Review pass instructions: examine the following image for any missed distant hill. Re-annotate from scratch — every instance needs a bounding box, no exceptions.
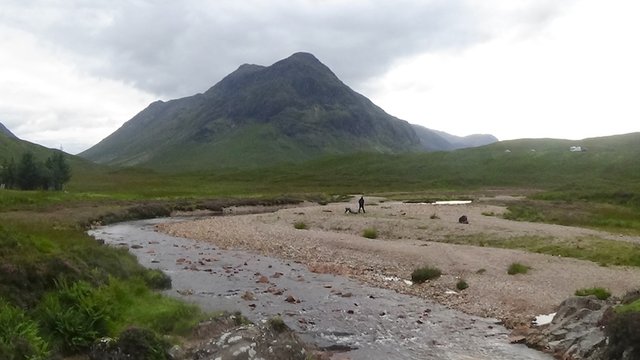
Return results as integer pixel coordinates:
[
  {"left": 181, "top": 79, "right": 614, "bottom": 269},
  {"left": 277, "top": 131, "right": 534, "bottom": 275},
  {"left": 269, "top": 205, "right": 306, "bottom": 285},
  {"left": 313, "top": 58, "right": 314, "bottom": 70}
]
[
  {"left": 80, "top": 52, "right": 492, "bottom": 172},
  {"left": 411, "top": 124, "right": 497, "bottom": 151},
  {"left": 204, "top": 132, "right": 640, "bottom": 194}
]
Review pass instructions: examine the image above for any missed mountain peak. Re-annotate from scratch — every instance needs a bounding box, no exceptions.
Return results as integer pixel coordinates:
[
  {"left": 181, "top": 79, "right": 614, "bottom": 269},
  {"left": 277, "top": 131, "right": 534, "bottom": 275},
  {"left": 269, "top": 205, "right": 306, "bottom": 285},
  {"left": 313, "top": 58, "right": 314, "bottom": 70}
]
[{"left": 285, "top": 52, "right": 321, "bottom": 63}]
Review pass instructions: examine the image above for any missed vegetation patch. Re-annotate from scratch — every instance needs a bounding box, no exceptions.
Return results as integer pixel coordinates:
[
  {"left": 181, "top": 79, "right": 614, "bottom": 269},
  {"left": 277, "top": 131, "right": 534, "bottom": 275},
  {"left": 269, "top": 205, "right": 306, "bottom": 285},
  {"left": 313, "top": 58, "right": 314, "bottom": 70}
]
[
  {"left": 574, "top": 287, "right": 611, "bottom": 300},
  {"left": 362, "top": 228, "right": 378, "bottom": 239},
  {"left": 293, "top": 221, "right": 308, "bottom": 230},
  {"left": 504, "top": 198, "right": 640, "bottom": 235},
  {"left": 268, "top": 316, "right": 288, "bottom": 333},
  {"left": 411, "top": 266, "right": 442, "bottom": 283},
  {"left": 507, "top": 262, "right": 530, "bottom": 275},
  {"left": 0, "top": 299, "right": 50, "bottom": 360},
  {"left": 456, "top": 279, "right": 469, "bottom": 291},
  {"left": 440, "top": 234, "right": 640, "bottom": 268},
  {"left": 605, "top": 309, "right": 640, "bottom": 359}
]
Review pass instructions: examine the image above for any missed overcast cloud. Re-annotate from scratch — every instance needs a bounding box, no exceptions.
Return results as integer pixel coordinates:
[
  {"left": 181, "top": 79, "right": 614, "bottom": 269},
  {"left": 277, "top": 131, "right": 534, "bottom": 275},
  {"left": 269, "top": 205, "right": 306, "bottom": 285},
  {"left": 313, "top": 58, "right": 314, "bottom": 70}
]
[{"left": 1, "top": 0, "right": 638, "bottom": 154}]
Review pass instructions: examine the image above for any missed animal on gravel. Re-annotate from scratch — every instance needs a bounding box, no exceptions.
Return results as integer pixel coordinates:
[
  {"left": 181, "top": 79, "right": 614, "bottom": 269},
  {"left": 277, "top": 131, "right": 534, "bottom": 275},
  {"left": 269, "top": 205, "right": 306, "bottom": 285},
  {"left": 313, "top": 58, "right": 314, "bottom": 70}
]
[
  {"left": 458, "top": 215, "right": 469, "bottom": 224},
  {"left": 345, "top": 207, "right": 356, "bottom": 214}
]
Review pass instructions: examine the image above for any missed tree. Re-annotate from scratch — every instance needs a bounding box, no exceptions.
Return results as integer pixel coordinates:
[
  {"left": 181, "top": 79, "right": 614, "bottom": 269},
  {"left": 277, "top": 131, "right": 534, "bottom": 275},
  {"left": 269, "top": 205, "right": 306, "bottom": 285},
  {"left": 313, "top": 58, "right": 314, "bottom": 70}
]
[
  {"left": 16, "top": 152, "right": 40, "bottom": 190},
  {"left": 45, "top": 151, "right": 71, "bottom": 190},
  {"left": 1, "top": 158, "right": 17, "bottom": 189}
]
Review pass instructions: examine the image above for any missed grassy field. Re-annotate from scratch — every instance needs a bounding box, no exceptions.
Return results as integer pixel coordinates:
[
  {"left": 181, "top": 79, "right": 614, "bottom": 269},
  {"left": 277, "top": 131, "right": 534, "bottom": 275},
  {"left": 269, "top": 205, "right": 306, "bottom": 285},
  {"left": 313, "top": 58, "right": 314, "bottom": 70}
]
[{"left": 2, "top": 132, "right": 640, "bottom": 358}]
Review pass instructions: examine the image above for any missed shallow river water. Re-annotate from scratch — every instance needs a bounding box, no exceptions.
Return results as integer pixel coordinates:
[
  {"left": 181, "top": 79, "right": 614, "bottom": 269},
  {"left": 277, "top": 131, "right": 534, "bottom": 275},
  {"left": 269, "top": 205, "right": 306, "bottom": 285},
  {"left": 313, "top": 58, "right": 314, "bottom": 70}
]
[{"left": 89, "top": 218, "right": 551, "bottom": 360}]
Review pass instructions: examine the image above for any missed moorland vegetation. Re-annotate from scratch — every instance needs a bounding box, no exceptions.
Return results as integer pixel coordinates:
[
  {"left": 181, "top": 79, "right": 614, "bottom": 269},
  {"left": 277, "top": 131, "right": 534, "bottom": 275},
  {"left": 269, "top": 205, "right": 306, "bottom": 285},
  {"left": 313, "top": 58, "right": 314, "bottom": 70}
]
[{"left": 1, "top": 132, "right": 640, "bottom": 358}]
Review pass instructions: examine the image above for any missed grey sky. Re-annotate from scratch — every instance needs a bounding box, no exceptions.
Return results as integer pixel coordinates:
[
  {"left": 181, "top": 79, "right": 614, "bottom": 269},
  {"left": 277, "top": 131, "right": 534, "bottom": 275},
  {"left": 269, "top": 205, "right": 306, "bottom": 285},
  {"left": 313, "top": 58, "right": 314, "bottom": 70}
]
[{"left": 1, "top": 0, "right": 638, "bottom": 154}]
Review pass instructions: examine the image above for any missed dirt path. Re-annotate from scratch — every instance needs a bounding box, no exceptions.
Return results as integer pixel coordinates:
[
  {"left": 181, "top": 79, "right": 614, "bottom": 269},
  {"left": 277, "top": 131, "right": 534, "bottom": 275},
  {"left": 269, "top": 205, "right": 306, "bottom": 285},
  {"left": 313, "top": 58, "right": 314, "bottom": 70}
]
[{"left": 158, "top": 198, "right": 640, "bottom": 327}]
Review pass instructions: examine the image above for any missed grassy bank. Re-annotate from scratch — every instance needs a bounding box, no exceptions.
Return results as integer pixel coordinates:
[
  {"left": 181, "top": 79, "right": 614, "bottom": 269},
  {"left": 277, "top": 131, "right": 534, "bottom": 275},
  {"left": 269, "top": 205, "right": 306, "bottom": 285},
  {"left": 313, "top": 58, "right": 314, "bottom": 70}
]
[{"left": 0, "top": 206, "right": 206, "bottom": 358}]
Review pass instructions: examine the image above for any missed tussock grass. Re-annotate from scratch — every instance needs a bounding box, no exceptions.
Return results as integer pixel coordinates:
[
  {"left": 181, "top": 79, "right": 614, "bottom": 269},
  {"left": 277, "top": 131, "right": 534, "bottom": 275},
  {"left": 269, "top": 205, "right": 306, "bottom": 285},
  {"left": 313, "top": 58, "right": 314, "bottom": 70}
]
[
  {"left": 411, "top": 266, "right": 442, "bottom": 283},
  {"left": 293, "top": 221, "right": 308, "bottom": 230},
  {"left": 362, "top": 228, "right": 378, "bottom": 239},
  {"left": 456, "top": 279, "right": 469, "bottom": 291},
  {"left": 507, "top": 262, "right": 530, "bottom": 275}
]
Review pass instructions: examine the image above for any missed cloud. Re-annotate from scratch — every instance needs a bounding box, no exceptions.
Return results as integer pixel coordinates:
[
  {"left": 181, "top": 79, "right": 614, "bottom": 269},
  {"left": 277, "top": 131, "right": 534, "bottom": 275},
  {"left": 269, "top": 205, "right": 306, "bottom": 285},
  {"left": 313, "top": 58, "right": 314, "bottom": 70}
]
[
  {"left": 1, "top": 0, "right": 570, "bottom": 98},
  {"left": 367, "top": 0, "right": 640, "bottom": 140},
  {"left": 0, "top": 0, "right": 584, "bottom": 153}
]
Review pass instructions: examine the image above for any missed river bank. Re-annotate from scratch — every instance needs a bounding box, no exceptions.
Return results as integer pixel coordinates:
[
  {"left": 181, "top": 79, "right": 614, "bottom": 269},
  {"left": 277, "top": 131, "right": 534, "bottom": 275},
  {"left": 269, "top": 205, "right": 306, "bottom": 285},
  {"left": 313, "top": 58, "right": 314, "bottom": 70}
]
[
  {"left": 91, "top": 218, "right": 552, "bottom": 359},
  {"left": 158, "top": 198, "right": 640, "bottom": 328}
]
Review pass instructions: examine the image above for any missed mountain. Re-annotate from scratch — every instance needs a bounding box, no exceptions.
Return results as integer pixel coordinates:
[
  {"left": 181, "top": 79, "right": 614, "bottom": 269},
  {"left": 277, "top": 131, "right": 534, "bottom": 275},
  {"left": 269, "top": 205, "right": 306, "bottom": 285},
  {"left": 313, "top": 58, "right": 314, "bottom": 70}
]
[
  {"left": 81, "top": 52, "right": 429, "bottom": 171},
  {"left": 412, "top": 124, "right": 498, "bottom": 151},
  {"left": 0, "top": 122, "right": 17, "bottom": 139}
]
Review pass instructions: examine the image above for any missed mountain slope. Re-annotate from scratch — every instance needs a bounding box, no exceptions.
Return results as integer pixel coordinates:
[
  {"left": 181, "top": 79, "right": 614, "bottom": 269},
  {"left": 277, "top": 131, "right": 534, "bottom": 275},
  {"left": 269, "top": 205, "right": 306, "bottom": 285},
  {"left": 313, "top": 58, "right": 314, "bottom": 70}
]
[
  {"left": 81, "top": 52, "right": 425, "bottom": 171},
  {"left": 0, "top": 122, "right": 17, "bottom": 139}
]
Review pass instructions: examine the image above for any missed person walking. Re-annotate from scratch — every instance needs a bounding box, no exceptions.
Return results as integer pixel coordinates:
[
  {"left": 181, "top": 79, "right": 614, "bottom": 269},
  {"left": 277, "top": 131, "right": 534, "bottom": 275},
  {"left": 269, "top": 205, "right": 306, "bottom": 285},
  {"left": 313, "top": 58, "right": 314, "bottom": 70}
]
[{"left": 358, "top": 195, "right": 365, "bottom": 213}]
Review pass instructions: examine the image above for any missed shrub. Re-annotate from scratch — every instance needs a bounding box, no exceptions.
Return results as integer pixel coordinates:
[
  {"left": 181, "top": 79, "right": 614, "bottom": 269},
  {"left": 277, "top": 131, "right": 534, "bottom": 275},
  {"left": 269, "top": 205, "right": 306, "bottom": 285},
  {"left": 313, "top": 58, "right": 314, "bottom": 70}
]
[
  {"left": 575, "top": 287, "right": 611, "bottom": 300},
  {"left": 411, "top": 266, "right": 442, "bottom": 283},
  {"left": 605, "top": 310, "right": 640, "bottom": 359},
  {"left": 362, "top": 228, "right": 378, "bottom": 239},
  {"left": 0, "top": 299, "right": 49, "bottom": 360},
  {"left": 507, "top": 262, "right": 530, "bottom": 275},
  {"left": 456, "top": 279, "right": 469, "bottom": 291},
  {"left": 293, "top": 221, "right": 308, "bottom": 230}
]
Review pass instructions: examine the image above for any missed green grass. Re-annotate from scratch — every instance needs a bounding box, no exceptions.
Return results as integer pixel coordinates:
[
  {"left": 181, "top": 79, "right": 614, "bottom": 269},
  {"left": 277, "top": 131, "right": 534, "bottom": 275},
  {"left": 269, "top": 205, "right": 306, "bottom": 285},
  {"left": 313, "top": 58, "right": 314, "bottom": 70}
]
[
  {"left": 0, "top": 208, "right": 204, "bottom": 358},
  {"left": 293, "top": 221, "right": 308, "bottom": 230},
  {"left": 617, "top": 299, "right": 640, "bottom": 313},
  {"left": 440, "top": 234, "right": 640, "bottom": 268},
  {"left": 575, "top": 287, "right": 611, "bottom": 300},
  {"left": 507, "top": 262, "right": 530, "bottom": 275},
  {"left": 0, "top": 299, "right": 49, "bottom": 359},
  {"left": 362, "top": 228, "right": 378, "bottom": 239},
  {"left": 411, "top": 266, "right": 442, "bottom": 283}
]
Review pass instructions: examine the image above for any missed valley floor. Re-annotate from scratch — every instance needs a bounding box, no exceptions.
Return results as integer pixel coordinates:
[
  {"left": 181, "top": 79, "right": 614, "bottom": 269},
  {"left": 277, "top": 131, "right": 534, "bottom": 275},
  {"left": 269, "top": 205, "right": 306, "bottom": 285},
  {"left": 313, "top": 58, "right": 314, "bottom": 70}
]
[{"left": 158, "top": 197, "right": 640, "bottom": 327}]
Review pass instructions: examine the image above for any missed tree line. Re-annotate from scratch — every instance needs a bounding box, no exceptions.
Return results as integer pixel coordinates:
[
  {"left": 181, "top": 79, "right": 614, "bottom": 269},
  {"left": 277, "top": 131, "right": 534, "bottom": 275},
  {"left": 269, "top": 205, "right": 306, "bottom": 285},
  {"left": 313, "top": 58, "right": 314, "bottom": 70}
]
[{"left": 0, "top": 151, "right": 71, "bottom": 190}]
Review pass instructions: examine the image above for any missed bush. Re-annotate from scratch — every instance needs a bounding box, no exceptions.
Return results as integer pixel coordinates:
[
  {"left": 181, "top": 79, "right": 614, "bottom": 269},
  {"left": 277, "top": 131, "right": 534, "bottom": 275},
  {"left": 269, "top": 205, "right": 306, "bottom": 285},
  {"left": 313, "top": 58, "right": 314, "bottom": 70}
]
[
  {"left": 605, "top": 310, "right": 640, "bottom": 359},
  {"left": 507, "top": 262, "right": 530, "bottom": 275},
  {"left": 362, "top": 228, "right": 378, "bottom": 239},
  {"left": 0, "top": 299, "right": 49, "bottom": 360},
  {"left": 456, "top": 279, "right": 469, "bottom": 291},
  {"left": 268, "top": 316, "right": 288, "bottom": 333},
  {"left": 293, "top": 221, "right": 308, "bottom": 230},
  {"left": 411, "top": 266, "right": 442, "bottom": 283},
  {"left": 142, "top": 269, "right": 172, "bottom": 290},
  {"left": 116, "top": 327, "right": 169, "bottom": 360},
  {"left": 575, "top": 287, "right": 611, "bottom": 300}
]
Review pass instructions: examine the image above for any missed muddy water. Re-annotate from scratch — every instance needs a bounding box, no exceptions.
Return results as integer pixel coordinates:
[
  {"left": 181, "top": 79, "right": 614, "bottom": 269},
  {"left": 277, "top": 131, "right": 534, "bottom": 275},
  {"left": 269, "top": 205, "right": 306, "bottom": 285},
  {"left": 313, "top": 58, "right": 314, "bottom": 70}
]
[{"left": 89, "top": 218, "right": 551, "bottom": 360}]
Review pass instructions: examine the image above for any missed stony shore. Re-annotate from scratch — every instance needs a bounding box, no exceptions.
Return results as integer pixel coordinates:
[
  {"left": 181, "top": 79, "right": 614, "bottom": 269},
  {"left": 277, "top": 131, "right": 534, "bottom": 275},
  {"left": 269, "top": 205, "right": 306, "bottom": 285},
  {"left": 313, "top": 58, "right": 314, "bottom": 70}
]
[{"left": 157, "top": 198, "right": 640, "bottom": 328}]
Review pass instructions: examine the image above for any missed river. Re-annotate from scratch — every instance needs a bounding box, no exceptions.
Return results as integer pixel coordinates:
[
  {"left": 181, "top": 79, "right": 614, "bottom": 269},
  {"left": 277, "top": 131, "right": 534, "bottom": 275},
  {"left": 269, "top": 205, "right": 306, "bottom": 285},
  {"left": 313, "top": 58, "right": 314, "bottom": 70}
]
[{"left": 89, "top": 218, "right": 552, "bottom": 360}]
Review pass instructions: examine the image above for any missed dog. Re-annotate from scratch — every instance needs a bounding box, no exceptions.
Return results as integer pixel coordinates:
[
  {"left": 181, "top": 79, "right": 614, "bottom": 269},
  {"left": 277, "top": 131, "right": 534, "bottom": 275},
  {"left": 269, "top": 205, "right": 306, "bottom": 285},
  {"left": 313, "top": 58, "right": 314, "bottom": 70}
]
[
  {"left": 458, "top": 215, "right": 469, "bottom": 224},
  {"left": 345, "top": 207, "right": 356, "bottom": 214}
]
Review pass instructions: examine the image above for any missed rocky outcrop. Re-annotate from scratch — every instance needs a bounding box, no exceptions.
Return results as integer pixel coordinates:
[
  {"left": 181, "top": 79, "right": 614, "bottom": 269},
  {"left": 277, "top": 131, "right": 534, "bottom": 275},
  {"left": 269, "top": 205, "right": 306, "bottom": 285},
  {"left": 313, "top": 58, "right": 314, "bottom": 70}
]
[{"left": 525, "top": 296, "right": 610, "bottom": 359}]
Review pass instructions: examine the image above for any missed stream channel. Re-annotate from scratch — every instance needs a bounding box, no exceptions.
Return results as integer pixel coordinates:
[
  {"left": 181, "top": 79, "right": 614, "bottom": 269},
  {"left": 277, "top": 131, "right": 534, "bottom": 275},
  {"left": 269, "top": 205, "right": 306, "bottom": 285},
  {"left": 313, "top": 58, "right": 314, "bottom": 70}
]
[{"left": 89, "top": 217, "right": 552, "bottom": 360}]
